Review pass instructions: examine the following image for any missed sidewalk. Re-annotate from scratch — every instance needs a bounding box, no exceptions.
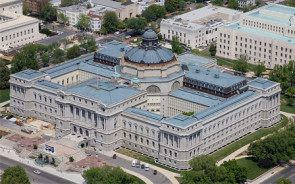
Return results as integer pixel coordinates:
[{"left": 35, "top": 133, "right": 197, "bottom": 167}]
[
  {"left": 0, "top": 100, "right": 9, "bottom": 107},
  {"left": 248, "top": 165, "right": 287, "bottom": 184},
  {"left": 0, "top": 146, "right": 84, "bottom": 184}
]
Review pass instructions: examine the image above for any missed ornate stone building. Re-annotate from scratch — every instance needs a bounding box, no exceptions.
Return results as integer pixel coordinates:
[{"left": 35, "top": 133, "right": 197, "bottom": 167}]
[{"left": 10, "top": 29, "right": 281, "bottom": 170}]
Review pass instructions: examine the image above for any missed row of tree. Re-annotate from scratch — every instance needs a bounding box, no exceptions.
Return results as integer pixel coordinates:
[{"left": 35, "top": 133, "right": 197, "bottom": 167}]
[
  {"left": 181, "top": 155, "right": 247, "bottom": 184},
  {"left": 83, "top": 165, "right": 143, "bottom": 184},
  {"left": 248, "top": 120, "right": 295, "bottom": 168}
]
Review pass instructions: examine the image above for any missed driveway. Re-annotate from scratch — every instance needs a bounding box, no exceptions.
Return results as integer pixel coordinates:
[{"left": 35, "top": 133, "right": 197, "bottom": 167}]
[{"left": 86, "top": 150, "right": 172, "bottom": 184}]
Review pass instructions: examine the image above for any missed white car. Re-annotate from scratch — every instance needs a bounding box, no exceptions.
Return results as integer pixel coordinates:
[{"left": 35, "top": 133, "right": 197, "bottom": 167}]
[{"left": 33, "top": 170, "right": 41, "bottom": 175}]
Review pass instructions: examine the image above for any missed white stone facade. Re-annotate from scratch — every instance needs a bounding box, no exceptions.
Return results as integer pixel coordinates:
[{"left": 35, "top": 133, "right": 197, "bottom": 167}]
[
  {"left": 0, "top": 0, "right": 23, "bottom": 15},
  {"left": 217, "top": 4, "right": 295, "bottom": 69},
  {"left": 160, "top": 6, "right": 242, "bottom": 49}
]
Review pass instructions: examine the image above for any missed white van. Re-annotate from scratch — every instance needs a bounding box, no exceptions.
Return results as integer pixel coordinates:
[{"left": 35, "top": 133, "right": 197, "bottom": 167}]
[
  {"left": 145, "top": 164, "right": 149, "bottom": 171},
  {"left": 132, "top": 160, "right": 136, "bottom": 167}
]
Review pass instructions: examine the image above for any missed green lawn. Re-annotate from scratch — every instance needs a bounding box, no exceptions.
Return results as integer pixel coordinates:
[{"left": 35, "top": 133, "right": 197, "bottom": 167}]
[
  {"left": 0, "top": 88, "right": 10, "bottom": 103},
  {"left": 236, "top": 157, "right": 272, "bottom": 180},
  {"left": 130, "top": 175, "right": 145, "bottom": 184},
  {"left": 3, "top": 103, "right": 9, "bottom": 107},
  {"left": 116, "top": 148, "right": 181, "bottom": 173},
  {"left": 212, "top": 115, "right": 288, "bottom": 161},
  {"left": 280, "top": 94, "right": 295, "bottom": 114},
  {"left": 215, "top": 56, "right": 257, "bottom": 72}
]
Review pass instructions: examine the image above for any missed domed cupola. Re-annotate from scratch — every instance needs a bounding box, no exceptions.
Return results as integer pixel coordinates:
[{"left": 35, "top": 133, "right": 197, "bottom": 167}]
[{"left": 124, "top": 29, "right": 175, "bottom": 64}]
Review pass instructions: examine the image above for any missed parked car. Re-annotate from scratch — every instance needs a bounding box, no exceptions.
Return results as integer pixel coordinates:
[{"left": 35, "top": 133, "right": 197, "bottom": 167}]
[
  {"left": 145, "top": 164, "right": 149, "bottom": 171},
  {"left": 136, "top": 160, "right": 141, "bottom": 168},
  {"left": 141, "top": 164, "right": 145, "bottom": 169},
  {"left": 132, "top": 159, "right": 136, "bottom": 167},
  {"left": 6, "top": 115, "right": 13, "bottom": 119},
  {"left": 0, "top": 114, "right": 7, "bottom": 119},
  {"left": 33, "top": 170, "right": 41, "bottom": 175},
  {"left": 153, "top": 170, "right": 157, "bottom": 175}
]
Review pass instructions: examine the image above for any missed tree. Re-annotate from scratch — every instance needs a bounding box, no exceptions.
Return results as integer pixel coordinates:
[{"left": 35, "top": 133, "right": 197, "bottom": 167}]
[
  {"left": 66, "top": 45, "right": 81, "bottom": 59},
  {"left": 211, "top": 0, "right": 223, "bottom": 6},
  {"left": 269, "top": 61, "right": 295, "bottom": 91},
  {"left": 41, "top": 53, "right": 50, "bottom": 67},
  {"left": 181, "top": 155, "right": 247, "bottom": 184},
  {"left": 80, "top": 37, "right": 97, "bottom": 53},
  {"left": 277, "top": 178, "right": 292, "bottom": 184},
  {"left": 209, "top": 44, "right": 216, "bottom": 56},
  {"left": 172, "top": 36, "right": 184, "bottom": 55},
  {"left": 0, "top": 63, "right": 10, "bottom": 89},
  {"left": 142, "top": 4, "right": 166, "bottom": 22},
  {"left": 126, "top": 17, "right": 147, "bottom": 32},
  {"left": 1, "top": 165, "right": 30, "bottom": 184},
  {"left": 11, "top": 44, "right": 39, "bottom": 73},
  {"left": 33, "top": 144, "right": 38, "bottom": 149},
  {"left": 40, "top": 3, "right": 57, "bottom": 22},
  {"left": 69, "top": 156, "right": 74, "bottom": 162},
  {"left": 57, "top": 13, "right": 69, "bottom": 25},
  {"left": 195, "top": 3, "right": 205, "bottom": 9},
  {"left": 53, "top": 48, "right": 65, "bottom": 60},
  {"left": 285, "top": 87, "right": 295, "bottom": 98},
  {"left": 83, "top": 165, "right": 138, "bottom": 184},
  {"left": 233, "top": 54, "right": 248, "bottom": 73},
  {"left": 254, "top": 62, "right": 266, "bottom": 76},
  {"left": 60, "top": 0, "right": 79, "bottom": 7},
  {"left": 228, "top": 0, "right": 239, "bottom": 9},
  {"left": 179, "top": 0, "right": 187, "bottom": 10},
  {"left": 165, "top": 0, "right": 178, "bottom": 12},
  {"left": 102, "top": 11, "right": 120, "bottom": 33},
  {"left": 221, "top": 160, "right": 247, "bottom": 183},
  {"left": 86, "top": 3, "right": 92, "bottom": 9},
  {"left": 23, "top": 4, "right": 30, "bottom": 15},
  {"left": 77, "top": 14, "right": 90, "bottom": 31}
]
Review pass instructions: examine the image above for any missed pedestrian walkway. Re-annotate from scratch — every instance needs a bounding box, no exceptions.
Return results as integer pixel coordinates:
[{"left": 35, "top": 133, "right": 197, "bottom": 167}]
[{"left": 0, "top": 100, "right": 9, "bottom": 107}]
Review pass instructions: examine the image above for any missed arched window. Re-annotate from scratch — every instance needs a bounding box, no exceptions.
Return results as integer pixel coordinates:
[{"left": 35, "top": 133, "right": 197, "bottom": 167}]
[
  {"left": 80, "top": 128, "right": 83, "bottom": 135},
  {"left": 146, "top": 85, "right": 161, "bottom": 94},
  {"left": 86, "top": 130, "right": 89, "bottom": 136},
  {"left": 74, "top": 126, "right": 77, "bottom": 133},
  {"left": 171, "top": 81, "right": 180, "bottom": 91}
]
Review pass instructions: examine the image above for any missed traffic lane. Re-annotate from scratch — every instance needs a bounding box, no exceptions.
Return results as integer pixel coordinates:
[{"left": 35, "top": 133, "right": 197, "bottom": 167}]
[
  {"left": 262, "top": 165, "right": 295, "bottom": 184},
  {"left": 37, "top": 30, "right": 75, "bottom": 46},
  {"left": 92, "top": 152, "right": 171, "bottom": 184},
  {"left": 0, "top": 155, "right": 76, "bottom": 184}
]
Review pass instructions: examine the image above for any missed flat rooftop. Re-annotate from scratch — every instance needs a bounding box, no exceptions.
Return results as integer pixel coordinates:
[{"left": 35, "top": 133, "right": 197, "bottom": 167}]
[
  {"left": 248, "top": 78, "right": 277, "bottom": 89},
  {"left": 175, "top": 5, "right": 241, "bottom": 22},
  {"left": 265, "top": 4, "right": 295, "bottom": 15},
  {"left": 96, "top": 41, "right": 131, "bottom": 59},
  {"left": 161, "top": 5, "right": 241, "bottom": 30},
  {"left": 194, "top": 90, "right": 258, "bottom": 120},
  {"left": 43, "top": 55, "right": 115, "bottom": 78},
  {"left": 185, "top": 66, "right": 246, "bottom": 88},
  {"left": 178, "top": 53, "right": 214, "bottom": 66},
  {"left": 64, "top": 78, "right": 144, "bottom": 105},
  {"left": 124, "top": 108, "right": 164, "bottom": 122},
  {"left": 0, "top": 11, "right": 39, "bottom": 31},
  {"left": 35, "top": 80, "right": 64, "bottom": 90},
  {"left": 58, "top": 5, "right": 87, "bottom": 12},
  {"left": 225, "top": 23, "right": 295, "bottom": 44},
  {"left": 13, "top": 69, "right": 45, "bottom": 80},
  {"left": 0, "top": 0, "right": 21, "bottom": 6},
  {"left": 164, "top": 114, "right": 197, "bottom": 128},
  {"left": 169, "top": 88, "right": 224, "bottom": 107}
]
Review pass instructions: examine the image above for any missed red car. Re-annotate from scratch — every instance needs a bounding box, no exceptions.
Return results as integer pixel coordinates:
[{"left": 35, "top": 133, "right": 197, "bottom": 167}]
[{"left": 153, "top": 170, "right": 157, "bottom": 175}]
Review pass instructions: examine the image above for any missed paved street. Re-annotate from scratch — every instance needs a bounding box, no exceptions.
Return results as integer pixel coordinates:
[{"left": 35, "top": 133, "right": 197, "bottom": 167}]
[
  {"left": 37, "top": 24, "right": 76, "bottom": 45},
  {"left": 87, "top": 150, "right": 172, "bottom": 184},
  {"left": 262, "top": 165, "right": 295, "bottom": 184},
  {"left": 0, "top": 155, "right": 75, "bottom": 184}
]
